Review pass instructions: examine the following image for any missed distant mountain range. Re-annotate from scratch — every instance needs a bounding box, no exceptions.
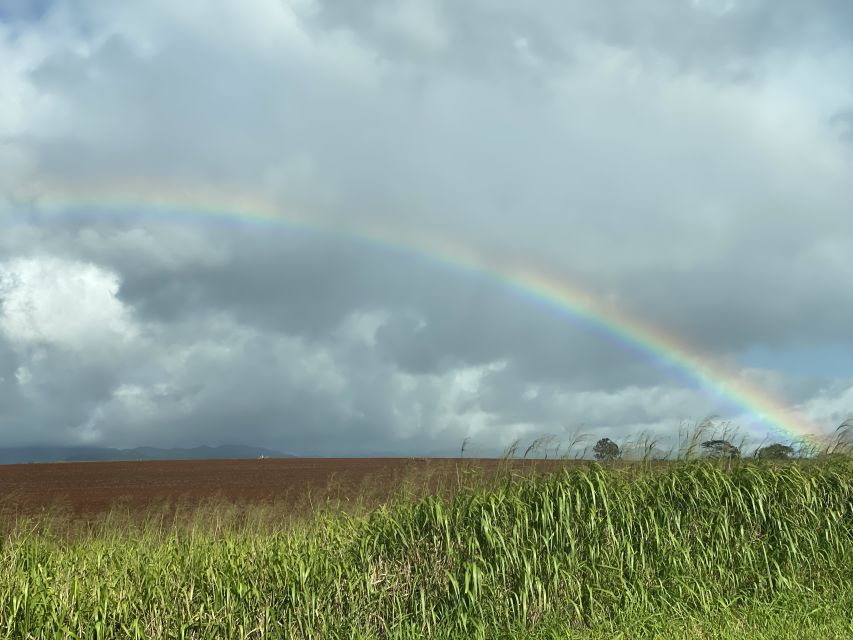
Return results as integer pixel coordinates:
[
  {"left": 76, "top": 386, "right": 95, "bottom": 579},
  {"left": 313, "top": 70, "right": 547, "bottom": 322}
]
[{"left": 0, "top": 445, "right": 294, "bottom": 465}]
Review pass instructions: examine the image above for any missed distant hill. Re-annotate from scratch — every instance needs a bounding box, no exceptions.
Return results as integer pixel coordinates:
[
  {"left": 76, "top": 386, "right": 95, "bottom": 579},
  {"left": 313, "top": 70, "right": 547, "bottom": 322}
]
[{"left": 0, "top": 445, "right": 294, "bottom": 465}]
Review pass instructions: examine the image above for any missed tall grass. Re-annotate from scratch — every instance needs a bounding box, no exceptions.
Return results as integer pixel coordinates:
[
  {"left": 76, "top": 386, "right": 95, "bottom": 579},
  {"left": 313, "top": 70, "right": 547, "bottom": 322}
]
[{"left": 1, "top": 458, "right": 851, "bottom": 638}]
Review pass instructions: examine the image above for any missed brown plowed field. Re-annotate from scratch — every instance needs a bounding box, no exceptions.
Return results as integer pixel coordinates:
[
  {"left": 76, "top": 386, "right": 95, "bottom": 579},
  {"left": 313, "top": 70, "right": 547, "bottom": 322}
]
[{"left": 0, "top": 458, "right": 574, "bottom": 522}]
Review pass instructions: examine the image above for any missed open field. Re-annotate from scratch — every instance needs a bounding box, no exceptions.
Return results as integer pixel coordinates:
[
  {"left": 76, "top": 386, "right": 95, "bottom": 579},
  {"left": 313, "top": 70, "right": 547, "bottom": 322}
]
[
  {"left": 1, "top": 456, "right": 851, "bottom": 638},
  {"left": 0, "top": 457, "right": 575, "bottom": 522}
]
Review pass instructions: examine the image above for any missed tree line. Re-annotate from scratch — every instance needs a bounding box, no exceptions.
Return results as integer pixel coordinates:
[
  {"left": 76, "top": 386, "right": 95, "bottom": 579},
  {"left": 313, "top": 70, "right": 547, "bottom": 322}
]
[{"left": 593, "top": 437, "right": 802, "bottom": 461}]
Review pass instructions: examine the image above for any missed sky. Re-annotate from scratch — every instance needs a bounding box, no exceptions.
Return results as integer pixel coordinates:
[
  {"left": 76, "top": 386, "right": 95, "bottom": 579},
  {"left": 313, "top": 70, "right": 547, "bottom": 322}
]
[{"left": 0, "top": 0, "right": 851, "bottom": 456}]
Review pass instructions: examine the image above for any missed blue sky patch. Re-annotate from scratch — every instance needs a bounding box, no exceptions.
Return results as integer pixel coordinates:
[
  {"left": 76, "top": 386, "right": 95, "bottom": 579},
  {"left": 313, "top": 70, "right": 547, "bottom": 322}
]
[{"left": 740, "top": 344, "right": 853, "bottom": 379}]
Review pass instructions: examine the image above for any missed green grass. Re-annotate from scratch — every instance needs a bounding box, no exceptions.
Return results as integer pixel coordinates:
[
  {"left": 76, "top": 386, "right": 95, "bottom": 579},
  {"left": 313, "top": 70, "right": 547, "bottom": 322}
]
[{"left": 1, "top": 458, "right": 851, "bottom": 639}]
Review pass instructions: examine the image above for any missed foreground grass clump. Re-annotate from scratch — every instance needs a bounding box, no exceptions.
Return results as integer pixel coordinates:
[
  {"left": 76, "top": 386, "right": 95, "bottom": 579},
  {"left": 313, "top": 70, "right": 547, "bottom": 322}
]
[{"left": 1, "top": 459, "right": 852, "bottom": 639}]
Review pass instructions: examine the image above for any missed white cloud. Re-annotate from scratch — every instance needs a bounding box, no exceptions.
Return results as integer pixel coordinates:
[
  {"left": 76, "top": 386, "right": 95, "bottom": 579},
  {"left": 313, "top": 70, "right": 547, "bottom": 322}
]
[
  {"left": 799, "top": 382, "right": 853, "bottom": 430},
  {"left": 0, "top": 256, "right": 138, "bottom": 353}
]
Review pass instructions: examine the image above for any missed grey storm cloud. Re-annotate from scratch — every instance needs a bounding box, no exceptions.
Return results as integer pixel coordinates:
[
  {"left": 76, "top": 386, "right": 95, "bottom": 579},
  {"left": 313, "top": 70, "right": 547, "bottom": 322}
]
[
  {"left": 0, "top": 0, "right": 852, "bottom": 455},
  {"left": 833, "top": 106, "right": 853, "bottom": 143}
]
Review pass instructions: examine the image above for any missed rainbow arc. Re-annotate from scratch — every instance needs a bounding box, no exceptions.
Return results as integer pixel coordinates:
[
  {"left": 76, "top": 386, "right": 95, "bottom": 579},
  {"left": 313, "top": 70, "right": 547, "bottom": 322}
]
[{"left": 2, "top": 186, "right": 824, "bottom": 442}]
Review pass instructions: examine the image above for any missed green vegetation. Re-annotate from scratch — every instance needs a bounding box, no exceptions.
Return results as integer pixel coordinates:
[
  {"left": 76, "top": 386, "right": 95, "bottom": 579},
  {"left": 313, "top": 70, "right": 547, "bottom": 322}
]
[
  {"left": 1, "top": 458, "right": 852, "bottom": 639},
  {"left": 755, "top": 443, "right": 796, "bottom": 461},
  {"left": 592, "top": 437, "right": 620, "bottom": 461}
]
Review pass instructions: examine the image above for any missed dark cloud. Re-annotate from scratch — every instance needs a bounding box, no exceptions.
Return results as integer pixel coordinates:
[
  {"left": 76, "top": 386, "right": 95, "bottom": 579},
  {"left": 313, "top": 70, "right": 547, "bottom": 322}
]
[{"left": 832, "top": 107, "right": 853, "bottom": 143}]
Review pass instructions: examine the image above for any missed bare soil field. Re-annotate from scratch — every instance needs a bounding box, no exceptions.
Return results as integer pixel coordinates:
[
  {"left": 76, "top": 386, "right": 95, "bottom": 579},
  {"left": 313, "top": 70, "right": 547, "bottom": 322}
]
[{"left": 0, "top": 457, "right": 574, "bottom": 521}]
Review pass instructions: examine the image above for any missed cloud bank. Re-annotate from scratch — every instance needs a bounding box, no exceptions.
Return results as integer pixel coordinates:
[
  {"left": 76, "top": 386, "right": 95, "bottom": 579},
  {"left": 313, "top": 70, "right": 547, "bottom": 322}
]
[{"left": 1, "top": 1, "right": 851, "bottom": 454}]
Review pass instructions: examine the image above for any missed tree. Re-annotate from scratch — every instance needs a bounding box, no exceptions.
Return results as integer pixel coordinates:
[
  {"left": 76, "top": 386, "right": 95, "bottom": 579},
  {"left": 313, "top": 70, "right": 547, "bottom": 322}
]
[
  {"left": 755, "top": 443, "right": 794, "bottom": 461},
  {"left": 593, "top": 438, "right": 620, "bottom": 461},
  {"left": 701, "top": 439, "right": 740, "bottom": 459}
]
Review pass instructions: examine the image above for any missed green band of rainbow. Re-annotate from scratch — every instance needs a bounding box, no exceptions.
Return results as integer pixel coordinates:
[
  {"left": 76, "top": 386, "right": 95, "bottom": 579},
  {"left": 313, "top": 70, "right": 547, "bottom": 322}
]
[{"left": 2, "top": 186, "right": 824, "bottom": 442}]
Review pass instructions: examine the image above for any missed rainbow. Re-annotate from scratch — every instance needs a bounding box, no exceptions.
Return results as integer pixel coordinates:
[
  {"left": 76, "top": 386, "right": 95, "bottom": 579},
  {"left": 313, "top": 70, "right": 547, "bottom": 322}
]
[{"left": 2, "top": 185, "right": 825, "bottom": 442}]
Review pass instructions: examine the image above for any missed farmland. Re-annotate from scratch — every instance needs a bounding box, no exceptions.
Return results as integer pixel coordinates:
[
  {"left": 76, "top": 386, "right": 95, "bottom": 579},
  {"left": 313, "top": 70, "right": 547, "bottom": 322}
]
[
  {"left": 0, "top": 457, "right": 569, "bottom": 523},
  {"left": 1, "top": 456, "right": 852, "bottom": 638}
]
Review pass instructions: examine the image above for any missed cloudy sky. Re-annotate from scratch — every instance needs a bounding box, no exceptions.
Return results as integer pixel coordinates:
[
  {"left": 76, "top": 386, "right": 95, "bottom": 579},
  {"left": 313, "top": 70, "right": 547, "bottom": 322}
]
[{"left": 1, "top": 0, "right": 851, "bottom": 456}]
